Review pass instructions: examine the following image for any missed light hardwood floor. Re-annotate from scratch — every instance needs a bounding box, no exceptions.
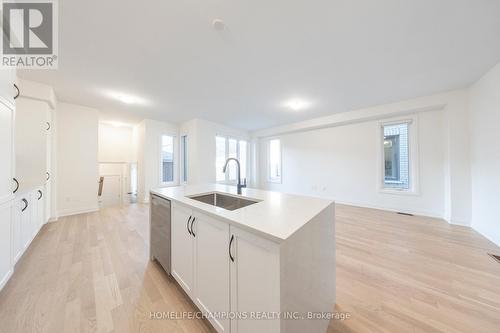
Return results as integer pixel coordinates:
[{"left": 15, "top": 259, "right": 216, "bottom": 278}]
[{"left": 1, "top": 203, "right": 499, "bottom": 333}]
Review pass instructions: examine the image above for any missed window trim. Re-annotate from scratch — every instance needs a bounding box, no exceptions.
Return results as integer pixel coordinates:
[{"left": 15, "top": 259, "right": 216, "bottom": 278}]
[
  {"left": 159, "top": 133, "right": 178, "bottom": 187},
  {"left": 266, "top": 138, "right": 282, "bottom": 184},
  {"left": 180, "top": 134, "right": 188, "bottom": 184},
  {"left": 215, "top": 134, "right": 250, "bottom": 185},
  {"left": 377, "top": 117, "right": 419, "bottom": 196}
]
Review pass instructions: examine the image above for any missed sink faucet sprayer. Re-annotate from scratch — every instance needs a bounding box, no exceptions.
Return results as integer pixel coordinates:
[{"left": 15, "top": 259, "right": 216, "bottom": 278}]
[{"left": 222, "top": 158, "right": 247, "bottom": 194}]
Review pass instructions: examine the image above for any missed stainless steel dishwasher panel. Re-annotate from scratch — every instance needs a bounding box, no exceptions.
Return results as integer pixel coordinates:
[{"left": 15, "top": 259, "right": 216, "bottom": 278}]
[{"left": 150, "top": 194, "right": 171, "bottom": 274}]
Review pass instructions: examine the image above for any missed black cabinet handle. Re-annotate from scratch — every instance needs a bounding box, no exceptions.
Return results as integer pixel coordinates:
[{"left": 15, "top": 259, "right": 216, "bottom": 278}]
[
  {"left": 190, "top": 218, "right": 196, "bottom": 237},
  {"left": 14, "top": 84, "right": 19, "bottom": 99},
  {"left": 13, "top": 178, "right": 19, "bottom": 193},
  {"left": 21, "top": 198, "right": 28, "bottom": 212},
  {"left": 46, "top": 172, "right": 50, "bottom": 181},
  {"left": 187, "top": 216, "right": 192, "bottom": 235},
  {"left": 229, "top": 235, "right": 235, "bottom": 262},
  {"left": 37, "top": 190, "right": 43, "bottom": 200},
  {"left": 46, "top": 122, "right": 50, "bottom": 131}
]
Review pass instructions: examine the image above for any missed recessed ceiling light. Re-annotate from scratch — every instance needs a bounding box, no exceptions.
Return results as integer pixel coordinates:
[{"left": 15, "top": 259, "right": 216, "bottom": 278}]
[
  {"left": 105, "top": 90, "right": 148, "bottom": 105},
  {"left": 117, "top": 94, "right": 138, "bottom": 104},
  {"left": 283, "top": 98, "right": 312, "bottom": 111},
  {"left": 212, "top": 19, "right": 226, "bottom": 31},
  {"left": 109, "top": 121, "right": 125, "bottom": 128}
]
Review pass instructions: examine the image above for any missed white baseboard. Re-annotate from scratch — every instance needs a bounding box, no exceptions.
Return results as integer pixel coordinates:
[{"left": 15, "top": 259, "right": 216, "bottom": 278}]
[
  {"left": 472, "top": 224, "right": 500, "bottom": 248},
  {"left": 335, "top": 199, "right": 444, "bottom": 220},
  {"left": 57, "top": 206, "right": 99, "bottom": 218},
  {"left": 448, "top": 219, "right": 471, "bottom": 227},
  {"left": 0, "top": 269, "right": 13, "bottom": 292}
]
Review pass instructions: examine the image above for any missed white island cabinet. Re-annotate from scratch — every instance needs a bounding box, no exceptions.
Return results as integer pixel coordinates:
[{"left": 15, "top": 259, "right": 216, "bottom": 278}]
[{"left": 152, "top": 184, "right": 335, "bottom": 333}]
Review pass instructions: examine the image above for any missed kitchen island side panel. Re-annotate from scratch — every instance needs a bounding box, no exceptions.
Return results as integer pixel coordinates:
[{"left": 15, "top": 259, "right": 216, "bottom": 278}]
[{"left": 279, "top": 203, "right": 335, "bottom": 333}]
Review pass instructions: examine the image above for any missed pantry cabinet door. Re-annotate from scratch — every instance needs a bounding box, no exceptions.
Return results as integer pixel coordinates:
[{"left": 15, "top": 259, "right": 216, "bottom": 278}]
[
  {"left": 0, "top": 101, "right": 14, "bottom": 200},
  {"left": 14, "top": 98, "right": 48, "bottom": 192},
  {"left": 19, "top": 196, "right": 33, "bottom": 251},
  {"left": 11, "top": 199, "right": 23, "bottom": 264}
]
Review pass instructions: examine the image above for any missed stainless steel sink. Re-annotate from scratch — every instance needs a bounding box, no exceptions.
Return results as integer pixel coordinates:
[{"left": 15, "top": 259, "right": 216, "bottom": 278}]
[{"left": 188, "top": 192, "right": 260, "bottom": 211}]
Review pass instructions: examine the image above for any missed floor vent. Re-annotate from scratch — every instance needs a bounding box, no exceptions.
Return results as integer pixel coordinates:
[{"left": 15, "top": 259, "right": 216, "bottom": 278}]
[
  {"left": 488, "top": 253, "right": 500, "bottom": 264},
  {"left": 397, "top": 212, "right": 414, "bottom": 217}
]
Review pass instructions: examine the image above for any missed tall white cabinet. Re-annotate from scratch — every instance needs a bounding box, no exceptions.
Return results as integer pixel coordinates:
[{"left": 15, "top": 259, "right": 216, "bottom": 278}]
[
  {"left": 0, "top": 75, "right": 55, "bottom": 292},
  {"left": 0, "top": 69, "right": 16, "bottom": 291},
  {"left": 14, "top": 95, "right": 50, "bottom": 193}
]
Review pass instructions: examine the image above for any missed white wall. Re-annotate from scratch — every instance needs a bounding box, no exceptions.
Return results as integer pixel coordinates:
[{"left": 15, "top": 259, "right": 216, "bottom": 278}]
[
  {"left": 442, "top": 92, "right": 472, "bottom": 225},
  {"left": 469, "top": 61, "right": 500, "bottom": 246},
  {"left": 135, "top": 119, "right": 178, "bottom": 203},
  {"left": 258, "top": 110, "right": 446, "bottom": 218},
  {"left": 56, "top": 102, "right": 99, "bottom": 216},
  {"left": 98, "top": 123, "right": 134, "bottom": 163},
  {"left": 133, "top": 121, "right": 145, "bottom": 201},
  {"left": 251, "top": 90, "right": 471, "bottom": 225}
]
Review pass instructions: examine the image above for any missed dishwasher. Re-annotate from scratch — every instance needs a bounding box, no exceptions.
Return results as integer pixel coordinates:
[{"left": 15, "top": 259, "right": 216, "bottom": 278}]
[{"left": 150, "top": 194, "right": 171, "bottom": 274}]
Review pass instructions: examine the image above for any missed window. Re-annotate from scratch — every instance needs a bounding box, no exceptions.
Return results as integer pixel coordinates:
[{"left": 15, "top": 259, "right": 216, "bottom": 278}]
[
  {"left": 161, "top": 135, "right": 174, "bottom": 184},
  {"left": 228, "top": 138, "right": 237, "bottom": 181},
  {"left": 215, "top": 135, "right": 249, "bottom": 184},
  {"left": 216, "top": 136, "right": 227, "bottom": 182},
  {"left": 181, "top": 135, "right": 188, "bottom": 183},
  {"left": 268, "top": 139, "right": 281, "bottom": 183},
  {"left": 382, "top": 122, "right": 410, "bottom": 190},
  {"left": 239, "top": 140, "right": 247, "bottom": 181}
]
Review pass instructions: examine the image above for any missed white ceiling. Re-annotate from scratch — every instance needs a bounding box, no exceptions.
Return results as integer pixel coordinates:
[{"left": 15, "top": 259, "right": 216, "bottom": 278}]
[{"left": 19, "top": 0, "right": 500, "bottom": 131}]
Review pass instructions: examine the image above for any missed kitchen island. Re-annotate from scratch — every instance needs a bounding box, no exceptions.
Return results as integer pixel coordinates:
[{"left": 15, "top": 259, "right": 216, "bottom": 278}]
[{"left": 150, "top": 184, "right": 335, "bottom": 333}]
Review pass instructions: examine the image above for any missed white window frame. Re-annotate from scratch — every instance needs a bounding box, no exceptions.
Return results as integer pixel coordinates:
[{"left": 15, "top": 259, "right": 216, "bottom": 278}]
[
  {"left": 159, "top": 133, "right": 178, "bottom": 187},
  {"left": 216, "top": 134, "right": 250, "bottom": 185},
  {"left": 377, "top": 116, "right": 419, "bottom": 195},
  {"left": 180, "top": 134, "right": 188, "bottom": 184},
  {"left": 266, "top": 138, "right": 282, "bottom": 184}
]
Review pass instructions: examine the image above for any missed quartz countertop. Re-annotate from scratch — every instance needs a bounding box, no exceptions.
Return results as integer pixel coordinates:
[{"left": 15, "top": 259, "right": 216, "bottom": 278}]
[{"left": 150, "top": 184, "right": 334, "bottom": 243}]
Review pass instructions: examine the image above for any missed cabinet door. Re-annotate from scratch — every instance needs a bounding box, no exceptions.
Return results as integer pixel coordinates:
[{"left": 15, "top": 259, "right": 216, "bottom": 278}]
[
  {"left": 15, "top": 98, "right": 48, "bottom": 192},
  {"left": 0, "top": 68, "right": 15, "bottom": 106},
  {"left": 230, "top": 226, "right": 281, "bottom": 333},
  {"left": 12, "top": 199, "right": 23, "bottom": 264},
  {"left": 193, "top": 213, "right": 230, "bottom": 333},
  {"left": 0, "top": 101, "right": 14, "bottom": 200},
  {"left": 0, "top": 200, "right": 13, "bottom": 290},
  {"left": 45, "top": 109, "right": 52, "bottom": 222},
  {"left": 20, "top": 196, "right": 32, "bottom": 251},
  {"left": 30, "top": 190, "right": 39, "bottom": 238},
  {"left": 171, "top": 203, "right": 195, "bottom": 297},
  {"left": 36, "top": 188, "right": 45, "bottom": 230}
]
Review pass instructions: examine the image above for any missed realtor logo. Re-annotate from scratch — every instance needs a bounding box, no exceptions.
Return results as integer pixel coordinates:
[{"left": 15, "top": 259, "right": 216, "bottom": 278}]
[{"left": 1, "top": 0, "right": 58, "bottom": 68}]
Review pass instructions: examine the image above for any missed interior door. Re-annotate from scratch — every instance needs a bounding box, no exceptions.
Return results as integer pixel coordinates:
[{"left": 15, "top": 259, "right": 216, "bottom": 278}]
[
  {"left": 230, "top": 226, "right": 281, "bottom": 333},
  {"left": 171, "top": 203, "right": 195, "bottom": 297},
  {"left": 194, "top": 213, "right": 230, "bottom": 333}
]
